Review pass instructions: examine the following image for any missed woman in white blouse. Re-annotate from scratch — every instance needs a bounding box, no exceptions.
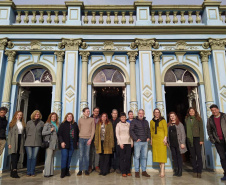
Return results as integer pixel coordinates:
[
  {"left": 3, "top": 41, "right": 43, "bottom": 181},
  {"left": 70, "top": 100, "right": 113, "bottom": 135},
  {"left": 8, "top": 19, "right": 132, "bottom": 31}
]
[
  {"left": 116, "top": 112, "right": 133, "bottom": 177},
  {"left": 8, "top": 111, "right": 26, "bottom": 178}
]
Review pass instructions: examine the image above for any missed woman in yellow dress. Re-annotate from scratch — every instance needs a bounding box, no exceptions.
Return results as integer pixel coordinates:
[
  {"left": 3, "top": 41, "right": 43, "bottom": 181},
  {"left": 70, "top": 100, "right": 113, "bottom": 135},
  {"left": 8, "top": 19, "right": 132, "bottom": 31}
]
[{"left": 150, "top": 108, "right": 168, "bottom": 178}]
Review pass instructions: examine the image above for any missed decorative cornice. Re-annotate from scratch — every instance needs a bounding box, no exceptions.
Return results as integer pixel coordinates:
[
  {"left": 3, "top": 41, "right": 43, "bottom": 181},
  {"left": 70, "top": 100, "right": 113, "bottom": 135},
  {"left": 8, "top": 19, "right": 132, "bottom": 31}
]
[
  {"left": 152, "top": 51, "right": 162, "bottom": 63},
  {"left": 5, "top": 50, "right": 16, "bottom": 62},
  {"left": 127, "top": 51, "right": 138, "bottom": 63},
  {"left": 200, "top": 51, "right": 211, "bottom": 63},
  {"left": 79, "top": 51, "right": 90, "bottom": 62},
  {"left": 202, "top": 38, "right": 226, "bottom": 50},
  {"left": 0, "top": 38, "right": 14, "bottom": 50},
  {"left": 134, "top": 1, "right": 152, "bottom": 7},
  {"left": 130, "top": 38, "right": 159, "bottom": 51},
  {"left": 58, "top": 38, "right": 87, "bottom": 51},
  {"left": 202, "top": 0, "right": 221, "bottom": 8},
  {"left": 54, "top": 51, "right": 65, "bottom": 63}
]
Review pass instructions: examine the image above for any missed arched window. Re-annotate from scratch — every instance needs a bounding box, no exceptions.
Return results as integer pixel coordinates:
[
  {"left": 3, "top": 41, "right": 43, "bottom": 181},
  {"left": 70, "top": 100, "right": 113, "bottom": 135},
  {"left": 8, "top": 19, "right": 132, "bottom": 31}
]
[
  {"left": 21, "top": 68, "right": 52, "bottom": 86},
  {"left": 164, "top": 68, "right": 196, "bottom": 86},
  {"left": 93, "top": 68, "right": 125, "bottom": 86}
]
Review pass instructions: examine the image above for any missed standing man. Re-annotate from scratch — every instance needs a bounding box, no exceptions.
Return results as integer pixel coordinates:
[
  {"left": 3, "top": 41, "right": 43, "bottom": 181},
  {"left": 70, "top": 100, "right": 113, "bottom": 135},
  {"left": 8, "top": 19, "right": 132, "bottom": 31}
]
[
  {"left": 0, "top": 107, "right": 8, "bottom": 156},
  {"left": 126, "top": 110, "right": 134, "bottom": 123},
  {"left": 77, "top": 107, "right": 95, "bottom": 176},
  {"left": 207, "top": 104, "right": 226, "bottom": 181},
  {"left": 89, "top": 107, "right": 100, "bottom": 173},
  {"left": 110, "top": 109, "right": 120, "bottom": 173},
  {"left": 130, "top": 109, "right": 151, "bottom": 178}
]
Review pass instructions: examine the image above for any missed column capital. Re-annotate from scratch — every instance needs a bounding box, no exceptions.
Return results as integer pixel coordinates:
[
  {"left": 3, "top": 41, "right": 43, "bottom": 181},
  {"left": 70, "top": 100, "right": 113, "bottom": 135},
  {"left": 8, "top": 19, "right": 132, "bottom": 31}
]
[
  {"left": 200, "top": 51, "right": 211, "bottom": 63},
  {"left": 130, "top": 38, "right": 159, "bottom": 51},
  {"left": 79, "top": 51, "right": 90, "bottom": 62},
  {"left": 127, "top": 51, "right": 138, "bottom": 63},
  {"left": 58, "top": 38, "right": 88, "bottom": 51},
  {"left": 5, "top": 50, "right": 16, "bottom": 62},
  {"left": 54, "top": 51, "right": 65, "bottom": 63},
  {"left": 152, "top": 51, "right": 162, "bottom": 63},
  {"left": 202, "top": 38, "right": 226, "bottom": 50},
  {"left": 0, "top": 38, "right": 14, "bottom": 50}
]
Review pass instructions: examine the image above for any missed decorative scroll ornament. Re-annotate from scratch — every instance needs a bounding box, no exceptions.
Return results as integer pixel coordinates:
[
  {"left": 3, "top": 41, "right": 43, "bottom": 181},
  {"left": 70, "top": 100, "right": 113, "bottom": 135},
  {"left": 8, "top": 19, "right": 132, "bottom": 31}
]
[
  {"left": 54, "top": 51, "right": 65, "bottom": 63},
  {"left": 130, "top": 101, "right": 138, "bottom": 117},
  {"left": 200, "top": 51, "right": 211, "bottom": 63},
  {"left": 103, "top": 41, "right": 114, "bottom": 50},
  {"left": 0, "top": 38, "right": 14, "bottom": 50},
  {"left": 5, "top": 50, "right": 16, "bottom": 62},
  {"left": 163, "top": 40, "right": 198, "bottom": 50},
  {"left": 30, "top": 40, "right": 41, "bottom": 50},
  {"left": 58, "top": 38, "right": 87, "bottom": 50},
  {"left": 130, "top": 38, "right": 159, "bottom": 50},
  {"left": 79, "top": 51, "right": 90, "bottom": 62},
  {"left": 152, "top": 51, "right": 162, "bottom": 63},
  {"left": 127, "top": 51, "right": 138, "bottom": 63}
]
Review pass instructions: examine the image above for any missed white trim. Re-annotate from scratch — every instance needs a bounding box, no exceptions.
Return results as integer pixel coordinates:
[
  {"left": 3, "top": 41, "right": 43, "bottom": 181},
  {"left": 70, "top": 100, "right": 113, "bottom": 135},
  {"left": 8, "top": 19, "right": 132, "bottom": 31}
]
[
  {"left": 165, "top": 82, "right": 198, "bottom": 87},
  {"left": 92, "top": 82, "right": 126, "bottom": 87}
]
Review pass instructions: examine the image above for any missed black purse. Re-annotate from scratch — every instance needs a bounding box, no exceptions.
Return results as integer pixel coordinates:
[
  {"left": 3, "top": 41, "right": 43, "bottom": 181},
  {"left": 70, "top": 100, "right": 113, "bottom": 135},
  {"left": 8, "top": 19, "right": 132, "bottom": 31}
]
[{"left": 41, "top": 128, "right": 52, "bottom": 149}]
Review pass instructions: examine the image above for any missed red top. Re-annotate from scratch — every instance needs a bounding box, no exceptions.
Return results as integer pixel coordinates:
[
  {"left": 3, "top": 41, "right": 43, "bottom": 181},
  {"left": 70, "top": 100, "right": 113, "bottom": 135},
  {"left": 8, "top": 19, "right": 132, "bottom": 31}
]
[{"left": 214, "top": 116, "right": 223, "bottom": 140}]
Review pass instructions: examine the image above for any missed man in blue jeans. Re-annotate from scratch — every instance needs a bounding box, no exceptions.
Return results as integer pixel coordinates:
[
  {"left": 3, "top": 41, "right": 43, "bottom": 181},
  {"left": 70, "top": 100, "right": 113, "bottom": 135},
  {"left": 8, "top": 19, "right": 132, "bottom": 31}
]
[
  {"left": 130, "top": 109, "right": 151, "bottom": 178},
  {"left": 77, "top": 107, "right": 95, "bottom": 176}
]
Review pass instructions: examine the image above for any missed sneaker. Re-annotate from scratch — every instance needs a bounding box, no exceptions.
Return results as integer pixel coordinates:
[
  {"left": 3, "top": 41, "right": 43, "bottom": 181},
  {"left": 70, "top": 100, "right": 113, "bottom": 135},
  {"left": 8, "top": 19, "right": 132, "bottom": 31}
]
[
  {"left": 77, "top": 171, "right": 82, "bottom": 176},
  {"left": 85, "top": 170, "right": 89, "bottom": 176},
  {"left": 221, "top": 176, "right": 226, "bottom": 181}
]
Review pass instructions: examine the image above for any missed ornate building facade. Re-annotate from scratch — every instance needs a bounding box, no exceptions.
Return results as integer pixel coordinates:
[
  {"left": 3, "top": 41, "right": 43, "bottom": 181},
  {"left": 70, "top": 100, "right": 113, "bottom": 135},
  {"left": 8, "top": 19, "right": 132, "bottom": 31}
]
[{"left": 0, "top": 0, "right": 226, "bottom": 172}]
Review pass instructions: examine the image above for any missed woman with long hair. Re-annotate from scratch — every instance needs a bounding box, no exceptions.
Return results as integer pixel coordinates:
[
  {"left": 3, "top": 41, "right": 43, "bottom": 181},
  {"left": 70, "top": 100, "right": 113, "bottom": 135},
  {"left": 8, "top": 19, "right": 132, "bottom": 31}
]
[
  {"left": 185, "top": 107, "right": 204, "bottom": 178},
  {"left": 58, "top": 113, "right": 79, "bottom": 178},
  {"left": 8, "top": 111, "right": 26, "bottom": 178},
  {"left": 42, "top": 112, "right": 59, "bottom": 177},
  {"left": 94, "top": 113, "right": 114, "bottom": 176},
  {"left": 150, "top": 108, "right": 167, "bottom": 178},
  {"left": 24, "top": 110, "right": 44, "bottom": 177},
  {"left": 167, "top": 112, "right": 187, "bottom": 177}
]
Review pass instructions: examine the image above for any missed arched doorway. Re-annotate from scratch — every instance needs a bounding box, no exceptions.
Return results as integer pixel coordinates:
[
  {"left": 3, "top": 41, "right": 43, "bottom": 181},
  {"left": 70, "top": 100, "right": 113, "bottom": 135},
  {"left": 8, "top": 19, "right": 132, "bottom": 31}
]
[
  {"left": 16, "top": 67, "right": 53, "bottom": 168},
  {"left": 164, "top": 67, "right": 205, "bottom": 170},
  {"left": 92, "top": 68, "right": 126, "bottom": 118}
]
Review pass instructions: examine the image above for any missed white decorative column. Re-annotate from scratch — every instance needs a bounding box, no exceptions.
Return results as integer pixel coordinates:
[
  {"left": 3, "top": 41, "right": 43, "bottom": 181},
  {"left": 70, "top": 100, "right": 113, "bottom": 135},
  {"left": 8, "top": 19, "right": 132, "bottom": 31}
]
[
  {"left": 127, "top": 51, "right": 138, "bottom": 116},
  {"left": 79, "top": 51, "right": 90, "bottom": 116},
  {"left": 53, "top": 51, "right": 65, "bottom": 121},
  {"left": 200, "top": 51, "right": 214, "bottom": 118},
  {"left": 1, "top": 50, "right": 16, "bottom": 118},
  {"left": 131, "top": 38, "right": 159, "bottom": 121},
  {"left": 153, "top": 51, "right": 164, "bottom": 115}
]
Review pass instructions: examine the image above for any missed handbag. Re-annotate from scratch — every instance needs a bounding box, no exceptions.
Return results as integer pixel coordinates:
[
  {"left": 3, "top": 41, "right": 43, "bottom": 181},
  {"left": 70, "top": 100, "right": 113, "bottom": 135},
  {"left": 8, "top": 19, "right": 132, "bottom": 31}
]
[{"left": 41, "top": 127, "right": 52, "bottom": 149}]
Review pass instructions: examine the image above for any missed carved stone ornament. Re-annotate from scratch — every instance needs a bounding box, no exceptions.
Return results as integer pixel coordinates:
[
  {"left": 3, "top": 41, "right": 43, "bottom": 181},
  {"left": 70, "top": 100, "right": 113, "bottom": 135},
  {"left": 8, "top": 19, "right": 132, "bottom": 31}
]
[
  {"left": 130, "top": 38, "right": 159, "bottom": 50},
  {"left": 200, "top": 51, "right": 211, "bottom": 63},
  {"left": 79, "top": 51, "right": 90, "bottom": 62},
  {"left": 58, "top": 38, "right": 87, "bottom": 51},
  {"left": 152, "top": 51, "right": 162, "bottom": 63},
  {"left": 130, "top": 101, "right": 138, "bottom": 117},
  {"left": 127, "top": 51, "right": 138, "bottom": 63},
  {"left": 5, "top": 50, "right": 16, "bottom": 62},
  {"left": 175, "top": 40, "right": 187, "bottom": 50},
  {"left": 0, "top": 38, "right": 14, "bottom": 50},
  {"left": 30, "top": 40, "right": 41, "bottom": 50},
  {"left": 103, "top": 41, "right": 114, "bottom": 50},
  {"left": 54, "top": 51, "right": 65, "bottom": 63},
  {"left": 202, "top": 38, "right": 226, "bottom": 50}
]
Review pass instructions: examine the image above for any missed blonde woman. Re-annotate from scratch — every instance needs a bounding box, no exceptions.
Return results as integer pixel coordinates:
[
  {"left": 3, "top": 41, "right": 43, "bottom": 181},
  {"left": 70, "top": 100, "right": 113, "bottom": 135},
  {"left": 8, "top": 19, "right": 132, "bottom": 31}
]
[
  {"left": 42, "top": 112, "right": 59, "bottom": 177},
  {"left": 8, "top": 111, "right": 26, "bottom": 178},
  {"left": 24, "top": 110, "right": 44, "bottom": 177}
]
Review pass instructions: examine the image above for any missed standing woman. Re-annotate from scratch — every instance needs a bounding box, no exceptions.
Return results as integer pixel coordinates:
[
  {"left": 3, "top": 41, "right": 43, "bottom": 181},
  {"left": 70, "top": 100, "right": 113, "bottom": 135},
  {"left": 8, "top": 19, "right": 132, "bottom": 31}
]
[
  {"left": 185, "top": 107, "right": 204, "bottom": 178},
  {"left": 94, "top": 113, "right": 114, "bottom": 176},
  {"left": 8, "top": 111, "right": 26, "bottom": 178},
  {"left": 58, "top": 113, "right": 79, "bottom": 178},
  {"left": 150, "top": 108, "right": 168, "bottom": 178},
  {"left": 167, "top": 112, "right": 187, "bottom": 177},
  {"left": 42, "top": 112, "right": 59, "bottom": 177},
  {"left": 24, "top": 110, "right": 44, "bottom": 177}
]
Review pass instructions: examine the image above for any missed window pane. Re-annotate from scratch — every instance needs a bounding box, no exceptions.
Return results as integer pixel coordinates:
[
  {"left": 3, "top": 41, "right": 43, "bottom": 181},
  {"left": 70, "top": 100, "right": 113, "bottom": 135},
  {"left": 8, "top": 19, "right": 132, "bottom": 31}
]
[
  {"left": 31, "top": 68, "right": 45, "bottom": 81},
  {"left": 183, "top": 71, "right": 195, "bottom": 82},
  {"left": 164, "top": 70, "right": 176, "bottom": 82},
  {"left": 102, "top": 69, "right": 115, "bottom": 81},
  {"left": 41, "top": 70, "right": 53, "bottom": 82},
  {"left": 172, "top": 68, "right": 185, "bottom": 81},
  {"left": 93, "top": 70, "right": 106, "bottom": 82},
  {"left": 22, "top": 71, "right": 34, "bottom": 82},
  {"left": 112, "top": 70, "right": 124, "bottom": 82}
]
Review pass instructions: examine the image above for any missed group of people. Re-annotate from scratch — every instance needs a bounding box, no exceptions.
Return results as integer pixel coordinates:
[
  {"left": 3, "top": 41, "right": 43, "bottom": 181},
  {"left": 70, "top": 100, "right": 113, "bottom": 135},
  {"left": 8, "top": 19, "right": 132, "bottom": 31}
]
[{"left": 0, "top": 104, "right": 226, "bottom": 180}]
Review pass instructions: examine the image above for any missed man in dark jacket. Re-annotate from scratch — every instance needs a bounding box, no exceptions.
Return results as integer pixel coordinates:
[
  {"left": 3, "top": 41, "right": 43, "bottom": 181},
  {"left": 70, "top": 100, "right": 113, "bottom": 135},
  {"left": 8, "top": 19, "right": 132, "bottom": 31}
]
[
  {"left": 130, "top": 109, "right": 151, "bottom": 178},
  {"left": 110, "top": 109, "right": 120, "bottom": 173},
  {"left": 207, "top": 104, "right": 226, "bottom": 181},
  {"left": 0, "top": 107, "right": 8, "bottom": 156}
]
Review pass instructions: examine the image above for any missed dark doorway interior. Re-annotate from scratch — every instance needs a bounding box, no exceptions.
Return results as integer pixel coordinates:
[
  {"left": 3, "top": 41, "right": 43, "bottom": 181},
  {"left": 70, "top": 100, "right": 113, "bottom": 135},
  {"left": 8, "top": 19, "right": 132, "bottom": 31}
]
[
  {"left": 22, "top": 86, "right": 52, "bottom": 166},
  {"left": 165, "top": 86, "right": 189, "bottom": 124},
  {"left": 95, "top": 87, "right": 124, "bottom": 119}
]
